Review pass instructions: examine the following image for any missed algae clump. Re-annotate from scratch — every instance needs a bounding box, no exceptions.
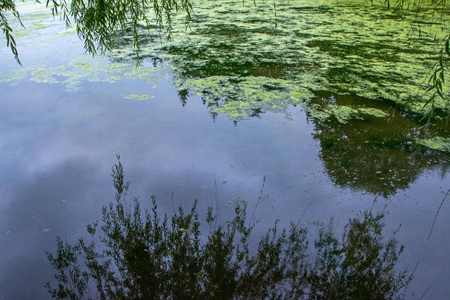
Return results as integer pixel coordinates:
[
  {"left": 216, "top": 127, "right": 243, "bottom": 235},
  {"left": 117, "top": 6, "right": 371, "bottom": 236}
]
[
  {"left": 416, "top": 137, "right": 450, "bottom": 152},
  {"left": 123, "top": 94, "right": 152, "bottom": 101}
]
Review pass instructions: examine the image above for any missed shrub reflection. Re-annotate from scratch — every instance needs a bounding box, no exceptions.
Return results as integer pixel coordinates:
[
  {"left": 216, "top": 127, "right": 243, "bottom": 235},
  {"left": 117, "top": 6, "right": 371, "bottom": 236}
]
[{"left": 46, "top": 158, "right": 411, "bottom": 299}]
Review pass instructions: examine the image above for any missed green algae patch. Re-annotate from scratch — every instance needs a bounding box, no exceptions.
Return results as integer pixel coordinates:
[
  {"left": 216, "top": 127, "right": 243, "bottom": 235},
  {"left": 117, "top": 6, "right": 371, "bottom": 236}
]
[
  {"left": 1, "top": 1, "right": 167, "bottom": 92},
  {"left": 123, "top": 93, "right": 152, "bottom": 101},
  {"left": 145, "top": 0, "right": 449, "bottom": 117},
  {"left": 304, "top": 102, "right": 388, "bottom": 124},
  {"left": 30, "top": 69, "right": 60, "bottom": 84},
  {"left": 178, "top": 75, "right": 314, "bottom": 120},
  {"left": 416, "top": 136, "right": 450, "bottom": 153},
  {"left": 5, "top": 54, "right": 166, "bottom": 92},
  {"left": 214, "top": 100, "right": 252, "bottom": 119},
  {"left": 0, "top": 69, "right": 26, "bottom": 84},
  {"left": 357, "top": 107, "right": 388, "bottom": 118},
  {"left": 58, "top": 58, "right": 164, "bottom": 91}
]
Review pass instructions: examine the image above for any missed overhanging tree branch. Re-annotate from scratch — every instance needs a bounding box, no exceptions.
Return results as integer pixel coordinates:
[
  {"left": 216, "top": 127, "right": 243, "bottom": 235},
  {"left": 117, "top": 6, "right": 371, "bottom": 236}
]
[
  {"left": 2, "top": 0, "right": 192, "bottom": 64},
  {"left": 1, "top": 0, "right": 25, "bottom": 65},
  {"left": 45, "top": 0, "right": 192, "bottom": 56}
]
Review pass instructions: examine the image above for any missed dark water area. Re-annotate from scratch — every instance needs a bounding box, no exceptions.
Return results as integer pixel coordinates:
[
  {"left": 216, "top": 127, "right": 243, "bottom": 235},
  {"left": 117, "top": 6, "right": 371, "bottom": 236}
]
[{"left": 1, "top": 0, "right": 450, "bottom": 299}]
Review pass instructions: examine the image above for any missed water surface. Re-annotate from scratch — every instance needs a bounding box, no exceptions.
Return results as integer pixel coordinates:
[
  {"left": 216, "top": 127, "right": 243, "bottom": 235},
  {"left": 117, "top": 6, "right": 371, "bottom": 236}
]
[{"left": 1, "top": 0, "right": 450, "bottom": 299}]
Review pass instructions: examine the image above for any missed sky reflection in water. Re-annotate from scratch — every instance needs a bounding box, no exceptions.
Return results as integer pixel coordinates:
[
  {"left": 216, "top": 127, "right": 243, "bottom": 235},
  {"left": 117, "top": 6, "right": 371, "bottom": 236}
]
[{"left": 1, "top": 74, "right": 449, "bottom": 299}]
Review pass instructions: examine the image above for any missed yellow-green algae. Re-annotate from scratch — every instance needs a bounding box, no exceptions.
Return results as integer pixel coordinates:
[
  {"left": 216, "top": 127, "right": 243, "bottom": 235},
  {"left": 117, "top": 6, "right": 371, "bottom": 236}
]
[
  {"left": 123, "top": 93, "right": 152, "bottom": 100},
  {"left": 1, "top": 1, "right": 168, "bottom": 91},
  {"left": 416, "top": 136, "right": 450, "bottom": 152},
  {"left": 21, "top": 57, "right": 166, "bottom": 92},
  {"left": 145, "top": 0, "right": 449, "bottom": 116},
  {"left": 303, "top": 104, "right": 388, "bottom": 124},
  {"left": 179, "top": 75, "right": 313, "bottom": 120},
  {"left": 2, "top": 0, "right": 449, "bottom": 152}
]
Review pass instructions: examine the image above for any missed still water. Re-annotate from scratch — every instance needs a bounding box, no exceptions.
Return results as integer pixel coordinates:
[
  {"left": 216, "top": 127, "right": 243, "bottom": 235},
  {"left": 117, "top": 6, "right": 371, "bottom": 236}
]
[{"left": 1, "top": 0, "right": 449, "bottom": 299}]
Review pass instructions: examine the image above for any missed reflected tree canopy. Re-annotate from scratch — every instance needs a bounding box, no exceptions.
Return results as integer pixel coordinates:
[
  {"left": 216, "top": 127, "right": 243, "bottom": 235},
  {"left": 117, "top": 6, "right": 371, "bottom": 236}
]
[
  {"left": 46, "top": 158, "right": 412, "bottom": 299},
  {"left": 308, "top": 92, "right": 450, "bottom": 197}
]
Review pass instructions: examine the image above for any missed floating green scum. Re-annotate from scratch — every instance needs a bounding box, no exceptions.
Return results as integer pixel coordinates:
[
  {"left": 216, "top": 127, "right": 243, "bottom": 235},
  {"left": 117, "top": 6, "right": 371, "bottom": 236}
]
[{"left": 2, "top": 0, "right": 449, "bottom": 152}]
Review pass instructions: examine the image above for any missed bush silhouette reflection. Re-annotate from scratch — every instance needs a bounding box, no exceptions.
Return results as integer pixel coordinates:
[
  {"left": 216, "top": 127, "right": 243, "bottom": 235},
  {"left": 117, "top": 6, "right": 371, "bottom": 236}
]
[{"left": 46, "top": 159, "right": 411, "bottom": 299}]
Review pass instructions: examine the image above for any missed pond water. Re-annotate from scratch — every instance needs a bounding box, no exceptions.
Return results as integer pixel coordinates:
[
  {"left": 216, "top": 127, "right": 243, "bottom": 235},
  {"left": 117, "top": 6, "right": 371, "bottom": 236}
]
[{"left": 1, "top": 0, "right": 449, "bottom": 299}]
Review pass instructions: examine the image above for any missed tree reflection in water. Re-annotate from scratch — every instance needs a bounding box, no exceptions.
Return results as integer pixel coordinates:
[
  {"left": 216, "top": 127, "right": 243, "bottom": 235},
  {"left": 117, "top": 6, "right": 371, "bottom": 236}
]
[
  {"left": 46, "top": 158, "right": 411, "bottom": 299},
  {"left": 309, "top": 92, "right": 450, "bottom": 197}
]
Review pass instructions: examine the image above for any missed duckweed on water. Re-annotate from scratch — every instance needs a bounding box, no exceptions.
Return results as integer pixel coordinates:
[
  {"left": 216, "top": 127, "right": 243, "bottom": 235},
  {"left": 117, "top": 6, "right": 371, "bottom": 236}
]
[
  {"left": 123, "top": 93, "right": 152, "bottom": 100},
  {"left": 416, "top": 136, "right": 450, "bottom": 152},
  {"left": 118, "top": 0, "right": 447, "bottom": 149},
  {"left": 15, "top": 56, "right": 166, "bottom": 92},
  {"left": 2, "top": 0, "right": 450, "bottom": 152},
  {"left": 304, "top": 104, "right": 388, "bottom": 124},
  {"left": 141, "top": 0, "right": 449, "bottom": 109},
  {"left": 180, "top": 76, "right": 314, "bottom": 120}
]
